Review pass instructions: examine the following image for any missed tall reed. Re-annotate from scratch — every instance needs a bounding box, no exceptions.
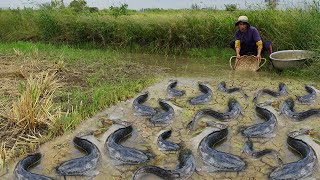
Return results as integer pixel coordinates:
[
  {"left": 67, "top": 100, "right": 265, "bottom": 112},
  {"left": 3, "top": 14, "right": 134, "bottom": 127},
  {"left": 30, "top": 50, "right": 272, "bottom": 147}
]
[{"left": 0, "top": 7, "right": 319, "bottom": 51}]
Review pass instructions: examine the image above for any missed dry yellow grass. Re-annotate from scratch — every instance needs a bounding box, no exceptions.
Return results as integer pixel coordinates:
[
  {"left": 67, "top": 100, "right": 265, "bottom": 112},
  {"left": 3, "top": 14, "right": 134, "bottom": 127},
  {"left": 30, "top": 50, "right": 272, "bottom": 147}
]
[
  {"left": 0, "top": 69, "right": 62, "bottom": 166},
  {"left": 10, "top": 72, "right": 62, "bottom": 131},
  {"left": 0, "top": 143, "right": 6, "bottom": 169}
]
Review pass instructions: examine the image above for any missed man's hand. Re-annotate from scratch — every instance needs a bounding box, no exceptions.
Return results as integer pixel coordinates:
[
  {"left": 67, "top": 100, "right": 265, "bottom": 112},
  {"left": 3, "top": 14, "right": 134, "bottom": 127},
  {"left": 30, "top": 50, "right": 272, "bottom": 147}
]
[
  {"left": 256, "top": 54, "right": 261, "bottom": 62},
  {"left": 236, "top": 54, "right": 241, "bottom": 61}
]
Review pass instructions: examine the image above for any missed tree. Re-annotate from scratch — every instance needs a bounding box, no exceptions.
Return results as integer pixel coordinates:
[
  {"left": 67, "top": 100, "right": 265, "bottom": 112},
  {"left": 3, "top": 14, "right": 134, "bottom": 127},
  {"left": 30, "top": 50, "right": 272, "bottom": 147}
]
[
  {"left": 225, "top": 4, "right": 237, "bottom": 11},
  {"left": 191, "top": 3, "right": 200, "bottom": 10},
  {"left": 265, "top": 0, "right": 279, "bottom": 9},
  {"left": 38, "top": 0, "right": 65, "bottom": 9},
  {"left": 110, "top": 3, "right": 128, "bottom": 17},
  {"left": 69, "top": 0, "right": 87, "bottom": 12}
]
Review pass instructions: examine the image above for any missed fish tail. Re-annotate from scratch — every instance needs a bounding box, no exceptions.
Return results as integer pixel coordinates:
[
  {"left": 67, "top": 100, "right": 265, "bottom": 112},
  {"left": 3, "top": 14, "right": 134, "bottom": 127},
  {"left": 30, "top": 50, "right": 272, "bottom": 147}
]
[
  {"left": 237, "top": 126, "right": 247, "bottom": 135},
  {"left": 144, "top": 150, "right": 156, "bottom": 159},
  {"left": 186, "top": 120, "right": 195, "bottom": 130},
  {"left": 132, "top": 165, "right": 172, "bottom": 180},
  {"left": 252, "top": 149, "right": 274, "bottom": 158},
  {"left": 177, "top": 141, "right": 185, "bottom": 149},
  {"left": 242, "top": 92, "right": 249, "bottom": 99},
  {"left": 228, "top": 88, "right": 240, "bottom": 93}
]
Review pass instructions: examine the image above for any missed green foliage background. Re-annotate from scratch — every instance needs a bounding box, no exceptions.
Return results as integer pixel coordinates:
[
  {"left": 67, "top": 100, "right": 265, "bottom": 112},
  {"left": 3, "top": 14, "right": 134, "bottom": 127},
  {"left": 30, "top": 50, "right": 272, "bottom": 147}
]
[{"left": 0, "top": 6, "right": 319, "bottom": 52}]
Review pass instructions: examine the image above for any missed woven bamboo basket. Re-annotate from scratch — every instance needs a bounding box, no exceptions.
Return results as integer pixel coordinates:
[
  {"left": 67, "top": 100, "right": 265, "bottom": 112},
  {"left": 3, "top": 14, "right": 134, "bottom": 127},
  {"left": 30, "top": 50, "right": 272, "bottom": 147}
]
[{"left": 230, "top": 55, "right": 266, "bottom": 71}]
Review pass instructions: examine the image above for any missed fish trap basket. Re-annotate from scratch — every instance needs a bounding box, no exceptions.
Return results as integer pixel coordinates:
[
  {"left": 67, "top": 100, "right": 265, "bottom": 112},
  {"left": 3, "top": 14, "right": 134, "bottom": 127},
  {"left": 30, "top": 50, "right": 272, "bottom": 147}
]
[{"left": 230, "top": 55, "right": 266, "bottom": 71}]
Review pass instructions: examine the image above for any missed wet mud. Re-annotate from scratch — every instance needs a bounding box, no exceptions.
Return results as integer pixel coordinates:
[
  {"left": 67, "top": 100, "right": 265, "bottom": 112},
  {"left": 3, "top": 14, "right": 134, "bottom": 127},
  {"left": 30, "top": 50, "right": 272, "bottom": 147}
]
[
  {"left": 1, "top": 53, "right": 320, "bottom": 180},
  {"left": 4, "top": 73, "right": 320, "bottom": 179}
]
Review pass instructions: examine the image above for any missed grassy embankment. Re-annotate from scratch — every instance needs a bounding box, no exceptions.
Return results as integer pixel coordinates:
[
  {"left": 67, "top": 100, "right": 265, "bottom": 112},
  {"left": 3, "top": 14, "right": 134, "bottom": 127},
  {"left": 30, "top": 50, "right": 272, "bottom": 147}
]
[
  {"left": 0, "top": 6, "right": 319, "bottom": 71},
  {"left": 0, "top": 6, "right": 320, "bottom": 167}
]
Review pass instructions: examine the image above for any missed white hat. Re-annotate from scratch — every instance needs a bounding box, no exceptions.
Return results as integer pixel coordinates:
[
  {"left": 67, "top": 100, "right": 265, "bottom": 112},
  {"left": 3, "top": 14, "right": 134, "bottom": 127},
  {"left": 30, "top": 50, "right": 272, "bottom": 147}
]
[{"left": 235, "top": 16, "right": 250, "bottom": 26}]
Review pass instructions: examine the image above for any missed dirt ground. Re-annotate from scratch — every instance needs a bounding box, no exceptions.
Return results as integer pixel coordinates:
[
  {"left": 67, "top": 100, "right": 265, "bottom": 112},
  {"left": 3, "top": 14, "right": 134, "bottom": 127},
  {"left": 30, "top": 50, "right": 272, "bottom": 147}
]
[{"left": 2, "top": 75, "right": 320, "bottom": 179}]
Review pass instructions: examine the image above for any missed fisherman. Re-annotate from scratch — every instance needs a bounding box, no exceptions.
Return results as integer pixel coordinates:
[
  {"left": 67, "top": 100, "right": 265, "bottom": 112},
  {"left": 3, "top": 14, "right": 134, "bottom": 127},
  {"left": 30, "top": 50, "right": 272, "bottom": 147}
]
[{"left": 230, "top": 16, "right": 273, "bottom": 66}]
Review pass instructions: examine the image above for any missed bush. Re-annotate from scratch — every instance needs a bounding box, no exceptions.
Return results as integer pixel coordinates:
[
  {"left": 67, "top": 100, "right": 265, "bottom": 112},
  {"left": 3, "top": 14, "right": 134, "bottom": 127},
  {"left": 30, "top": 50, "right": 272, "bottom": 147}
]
[
  {"left": 38, "top": 0, "right": 65, "bottom": 9},
  {"left": 110, "top": 3, "right": 128, "bottom": 17},
  {"left": 69, "top": 0, "right": 88, "bottom": 12},
  {"left": 37, "top": 11, "right": 60, "bottom": 40},
  {"left": 0, "top": 8, "right": 319, "bottom": 51},
  {"left": 225, "top": 4, "right": 237, "bottom": 11}
]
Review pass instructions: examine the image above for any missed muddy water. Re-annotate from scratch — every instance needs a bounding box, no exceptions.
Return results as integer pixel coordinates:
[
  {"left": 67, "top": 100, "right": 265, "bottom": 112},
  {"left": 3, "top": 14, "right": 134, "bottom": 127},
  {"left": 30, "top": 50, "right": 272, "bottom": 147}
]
[{"left": 4, "top": 55, "right": 320, "bottom": 180}]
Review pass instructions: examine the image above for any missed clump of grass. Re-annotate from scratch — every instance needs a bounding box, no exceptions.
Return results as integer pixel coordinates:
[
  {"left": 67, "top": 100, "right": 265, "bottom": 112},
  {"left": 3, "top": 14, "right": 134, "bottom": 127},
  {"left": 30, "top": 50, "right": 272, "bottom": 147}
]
[
  {"left": 0, "top": 143, "right": 6, "bottom": 169},
  {"left": 11, "top": 72, "right": 62, "bottom": 131},
  {"left": 0, "top": 71, "right": 62, "bottom": 164}
]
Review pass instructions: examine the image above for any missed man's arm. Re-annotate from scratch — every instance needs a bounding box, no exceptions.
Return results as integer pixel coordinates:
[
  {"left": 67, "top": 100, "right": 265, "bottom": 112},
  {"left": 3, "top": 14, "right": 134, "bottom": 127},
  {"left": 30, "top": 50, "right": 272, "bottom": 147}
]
[
  {"left": 252, "top": 27, "right": 263, "bottom": 61},
  {"left": 256, "top": 40, "right": 262, "bottom": 61},
  {"left": 235, "top": 40, "right": 241, "bottom": 60}
]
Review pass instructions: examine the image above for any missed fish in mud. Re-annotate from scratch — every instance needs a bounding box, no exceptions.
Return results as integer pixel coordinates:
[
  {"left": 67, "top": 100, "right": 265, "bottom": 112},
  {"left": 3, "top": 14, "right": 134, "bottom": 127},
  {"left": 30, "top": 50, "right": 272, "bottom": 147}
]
[
  {"left": 133, "top": 91, "right": 157, "bottom": 116},
  {"left": 253, "top": 82, "right": 287, "bottom": 105},
  {"left": 188, "top": 83, "right": 213, "bottom": 105},
  {"left": 105, "top": 125, "right": 154, "bottom": 165},
  {"left": 186, "top": 98, "right": 242, "bottom": 130},
  {"left": 149, "top": 100, "right": 174, "bottom": 125},
  {"left": 242, "top": 138, "right": 280, "bottom": 161},
  {"left": 157, "top": 130, "right": 181, "bottom": 151},
  {"left": 14, "top": 153, "right": 53, "bottom": 180},
  {"left": 296, "top": 85, "right": 317, "bottom": 103},
  {"left": 280, "top": 97, "right": 320, "bottom": 121},
  {"left": 238, "top": 106, "right": 277, "bottom": 138},
  {"left": 218, "top": 81, "right": 248, "bottom": 98},
  {"left": 198, "top": 126, "right": 246, "bottom": 172},
  {"left": 167, "top": 80, "right": 185, "bottom": 97},
  {"left": 269, "top": 129, "right": 317, "bottom": 180},
  {"left": 56, "top": 136, "right": 100, "bottom": 177},
  {"left": 132, "top": 149, "right": 196, "bottom": 180}
]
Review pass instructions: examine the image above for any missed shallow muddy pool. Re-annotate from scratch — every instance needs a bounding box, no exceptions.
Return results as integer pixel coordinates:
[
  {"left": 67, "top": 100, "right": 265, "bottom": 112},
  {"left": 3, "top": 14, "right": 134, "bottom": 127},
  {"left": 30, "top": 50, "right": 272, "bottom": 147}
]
[{"left": 3, "top": 55, "right": 320, "bottom": 180}]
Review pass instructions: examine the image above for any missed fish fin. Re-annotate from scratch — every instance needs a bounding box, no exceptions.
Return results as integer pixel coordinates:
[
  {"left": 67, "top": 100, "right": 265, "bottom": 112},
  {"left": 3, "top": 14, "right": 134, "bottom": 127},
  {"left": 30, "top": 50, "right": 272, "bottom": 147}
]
[
  {"left": 177, "top": 141, "right": 184, "bottom": 149},
  {"left": 302, "top": 177, "right": 316, "bottom": 180},
  {"left": 257, "top": 133, "right": 276, "bottom": 139},
  {"left": 154, "top": 107, "right": 161, "bottom": 113},
  {"left": 143, "top": 150, "right": 156, "bottom": 159},
  {"left": 237, "top": 126, "right": 246, "bottom": 134},
  {"left": 110, "top": 159, "right": 127, "bottom": 166},
  {"left": 243, "top": 93, "right": 249, "bottom": 99},
  {"left": 194, "top": 168, "right": 203, "bottom": 176},
  {"left": 186, "top": 120, "right": 194, "bottom": 130},
  {"left": 84, "top": 170, "right": 99, "bottom": 177},
  {"left": 111, "top": 119, "right": 131, "bottom": 127},
  {"left": 275, "top": 153, "right": 284, "bottom": 166},
  {"left": 200, "top": 165, "right": 222, "bottom": 172}
]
